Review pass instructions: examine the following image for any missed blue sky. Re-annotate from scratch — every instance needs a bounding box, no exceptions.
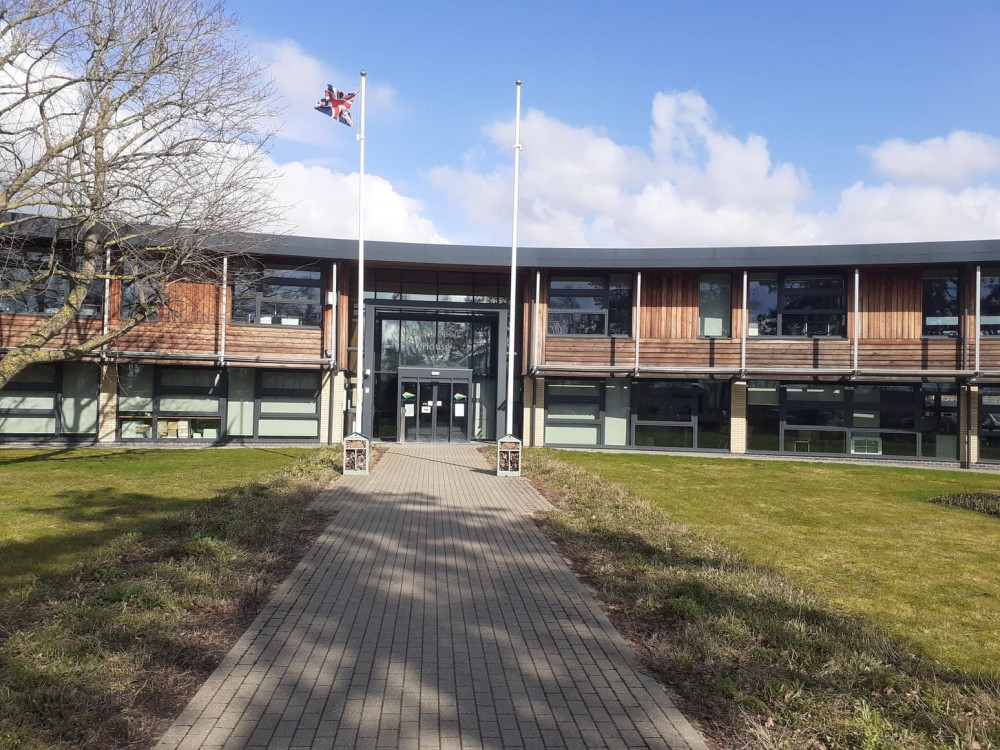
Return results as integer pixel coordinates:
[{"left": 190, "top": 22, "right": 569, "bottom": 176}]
[{"left": 234, "top": 0, "right": 1000, "bottom": 247}]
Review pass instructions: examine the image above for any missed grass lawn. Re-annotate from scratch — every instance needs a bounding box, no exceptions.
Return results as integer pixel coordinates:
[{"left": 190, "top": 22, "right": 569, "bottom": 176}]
[
  {"left": 0, "top": 447, "right": 339, "bottom": 750},
  {"left": 523, "top": 448, "right": 1000, "bottom": 748},
  {"left": 0, "top": 447, "right": 313, "bottom": 592},
  {"left": 549, "top": 451, "right": 1000, "bottom": 676}
]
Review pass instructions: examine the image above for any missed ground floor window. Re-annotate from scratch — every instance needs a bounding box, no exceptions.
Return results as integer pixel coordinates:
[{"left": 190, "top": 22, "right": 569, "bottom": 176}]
[
  {"left": 0, "top": 363, "right": 99, "bottom": 439},
  {"left": 118, "top": 365, "right": 321, "bottom": 441},
  {"left": 747, "top": 381, "right": 957, "bottom": 460},
  {"left": 543, "top": 377, "right": 730, "bottom": 451},
  {"left": 979, "top": 387, "right": 1000, "bottom": 462}
]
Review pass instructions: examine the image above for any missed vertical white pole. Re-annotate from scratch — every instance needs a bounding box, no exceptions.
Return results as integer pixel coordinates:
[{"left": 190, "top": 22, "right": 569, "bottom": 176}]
[
  {"left": 852, "top": 267, "right": 859, "bottom": 372},
  {"left": 355, "top": 70, "right": 367, "bottom": 435},
  {"left": 505, "top": 80, "right": 522, "bottom": 437},
  {"left": 976, "top": 265, "right": 981, "bottom": 373},
  {"left": 740, "top": 269, "right": 748, "bottom": 375}
]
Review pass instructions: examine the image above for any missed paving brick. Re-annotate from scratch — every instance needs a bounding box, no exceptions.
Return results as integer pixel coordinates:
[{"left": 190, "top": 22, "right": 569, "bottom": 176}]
[{"left": 154, "top": 444, "right": 707, "bottom": 749}]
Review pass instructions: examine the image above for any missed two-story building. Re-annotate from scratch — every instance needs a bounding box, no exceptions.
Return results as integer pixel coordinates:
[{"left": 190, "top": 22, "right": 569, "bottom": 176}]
[{"left": 3, "top": 233, "right": 1000, "bottom": 467}]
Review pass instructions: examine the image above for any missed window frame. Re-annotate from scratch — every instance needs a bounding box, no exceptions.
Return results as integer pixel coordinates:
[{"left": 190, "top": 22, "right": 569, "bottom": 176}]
[
  {"left": 117, "top": 364, "right": 226, "bottom": 441},
  {"left": 922, "top": 268, "right": 961, "bottom": 339},
  {"left": 0, "top": 249, "right": 104, "bottom": 319},
  {"left": 0, "top": 363, "right": 100, "bottom": 441},
  {"left": 698, "top": 273, "right": 732, "bottom": 339},
  {"left": 231, "top": 262, "right": 324, "bottom": 328},
  {"left": 747, "top": 272, "right": 847, "bottom": 338},
  {"left": 980, "top": 267, "right": 1000, "bottom": 337},
  {"left": 546, "top": 273, "right": 633, "bottom": 338}
]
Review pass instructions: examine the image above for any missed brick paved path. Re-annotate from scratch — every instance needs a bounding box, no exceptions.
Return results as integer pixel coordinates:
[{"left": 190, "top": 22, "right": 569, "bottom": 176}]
[{"left": 157, "top": 443, "right": 708, "bottom": 750}]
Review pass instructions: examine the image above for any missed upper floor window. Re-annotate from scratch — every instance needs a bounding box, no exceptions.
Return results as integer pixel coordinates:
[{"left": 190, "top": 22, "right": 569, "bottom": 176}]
[
  {"left": 981, "top": 268, "right": 1000, "bottom": 336},
  {"left": 748, "top": 272, "right": 846, "bottom": 337},
  {"left": 698, "top": 273, "right": 731, "bottom": 337},
  {"left": 0, "top": 250, "right": 103, "bottom": 318},
  {"left": 231, "top": 262, "right": 322, "bottom": 327},
  {"left": 547, "top": 273, "right": 632, "bottom": 336},
  {"left": 923, "top": 269, "right": 959, "bottom": 337}
]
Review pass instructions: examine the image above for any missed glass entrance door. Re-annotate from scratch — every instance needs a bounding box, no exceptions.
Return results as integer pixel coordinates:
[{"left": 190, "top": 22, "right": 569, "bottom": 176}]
[{"left": 399, "top": 377, "right": 470, "bottom": 443}]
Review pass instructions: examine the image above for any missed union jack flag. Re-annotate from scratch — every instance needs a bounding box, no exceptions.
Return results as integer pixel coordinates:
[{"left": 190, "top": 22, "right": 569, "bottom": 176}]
[{"left": 314, "top": 84, "right": 356, "bottom": 128}]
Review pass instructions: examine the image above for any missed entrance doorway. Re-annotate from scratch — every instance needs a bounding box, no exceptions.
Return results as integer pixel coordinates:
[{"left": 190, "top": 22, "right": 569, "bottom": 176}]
[{"left": 399, "top": 368, "right": 472, "bottom": 443}]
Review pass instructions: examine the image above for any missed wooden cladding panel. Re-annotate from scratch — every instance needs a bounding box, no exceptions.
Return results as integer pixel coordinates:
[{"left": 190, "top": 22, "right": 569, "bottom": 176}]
[
  {"left": 226, "top": 325, "right": 323, "bottom": 358},
  {"left": 745, "top": 339, "right": 852, "bottom": 369},
  {"left": 0, "top": 315, "right": 103, "bottom": 349},
  {"left": 856, "top": 340, "right": 961, "bottom": 370},
  {"left": 979, "top": 340, "right": 1000, "bottom": 370},
  {"left": 639, "top": 339, "right": 740, "bottom": 368},
  {"left": 544, "top": 337, "right": 635, "bottom": 367},
  {"left": 859, "top": 267, "right": 922, "bottom": 339},
  {"left": 639, "top": 270, "right": 700, "bottom": 340}
]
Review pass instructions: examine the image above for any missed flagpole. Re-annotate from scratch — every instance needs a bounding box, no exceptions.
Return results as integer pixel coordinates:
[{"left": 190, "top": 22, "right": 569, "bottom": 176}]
[
  {"left": 355, "top": 70, "right": 366, "bottom": 435},
  {"left": 505, "top": 80, "right": 522, "bottom": 437}
]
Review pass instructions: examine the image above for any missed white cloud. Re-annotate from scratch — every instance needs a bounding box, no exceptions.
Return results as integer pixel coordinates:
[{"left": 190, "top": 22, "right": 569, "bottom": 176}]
[
  {"left": 431, "top": 92, "right": 1000, "bottom": 247},
  {"left": 257, "top": 39, "right": 398, "bottom": 148},
  {"left": 869, "top": 131, "right": 1000, "bottom": 186},
  {"left": 269, "top": 160, "right": 448, "bottom": 243}
]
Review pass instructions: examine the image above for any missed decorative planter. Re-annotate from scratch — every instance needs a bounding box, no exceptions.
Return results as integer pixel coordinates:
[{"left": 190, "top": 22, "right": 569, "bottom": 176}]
[
  {"left": 496, "top": 434, "right": 521, "bottom": 477},
  {"left": 343, "top": 432, "right": 370, "bottom": 475}
]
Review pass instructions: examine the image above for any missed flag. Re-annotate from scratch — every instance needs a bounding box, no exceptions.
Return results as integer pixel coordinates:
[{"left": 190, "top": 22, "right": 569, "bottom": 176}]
[{"left": 314, "top": 84, "right": 356, "bottom": 128}]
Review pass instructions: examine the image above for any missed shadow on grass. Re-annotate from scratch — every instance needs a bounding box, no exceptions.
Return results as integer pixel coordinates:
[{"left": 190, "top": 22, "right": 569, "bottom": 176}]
[
  {"left": 0, "top": 488, "right": 194, "bottom": 592},
  {"left": 526, "top": 451, "right": 1000, "bottom": 749}
]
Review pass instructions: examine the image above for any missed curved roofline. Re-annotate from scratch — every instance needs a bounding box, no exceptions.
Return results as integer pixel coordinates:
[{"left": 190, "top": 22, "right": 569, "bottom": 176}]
[{"left": 262, "top": 234, "right": 1000, "bottom": 268}]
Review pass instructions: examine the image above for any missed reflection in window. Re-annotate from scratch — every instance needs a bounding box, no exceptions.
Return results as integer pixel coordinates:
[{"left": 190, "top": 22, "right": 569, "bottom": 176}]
[
  {"left": 981, "top": 269, "right": 1000, "bottom": 336},
  {"left": 0, "top": 250, "right": 103, "bottom": 318},
  {"left": 547, "top": 274, "right": 632, "bottom": 336},
  {"left": 699, "top": 274, "right": 731, "bottom": 337},
  {"left": 923, "top": 269, "right": 959, "bottom": 337},
  {"left": 748, "top": 273, "right": 845, "bottom": 337},
  {"left": 232, "top": 262, "right": 322, "bottom": 327}
]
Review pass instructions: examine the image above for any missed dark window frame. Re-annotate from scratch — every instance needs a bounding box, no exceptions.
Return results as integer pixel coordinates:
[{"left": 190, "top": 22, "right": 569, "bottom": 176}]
[
  {"left": 922, "top": 268, "right": 961, "bottom": 338},
  {"left": 748, "top": 272, "right": 847, "bottom": 338},
  {"left": 546, "top": 273, "right": 633, "bottom": 337},
  {"left": 698, "top": 273, "right": 733, "bottom": 339},
  {"left": 0, "top": 363, "right": 100, "bottom": 441},
  {"left": 0, "top": 249, "right": 104, "bottom": 319},
  {"left": 231, "top": 262, "right": 324, "bottom": 328},
  {"left": 117, "top": 364, "right": 226, "bottom": 441},
  {"left": 980, "top": 267, "right": 1000, "bottom": 337}
]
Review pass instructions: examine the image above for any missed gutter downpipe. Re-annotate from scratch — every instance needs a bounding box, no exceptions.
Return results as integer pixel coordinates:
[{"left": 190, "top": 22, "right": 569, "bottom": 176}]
[
  {"left": 739, "top": 270, "right": 748, "bottom": 378},
  {"left": 975, "top": 265, "right": 981, "bottom": 376},
  {"left": 970, "top": 265, "right": 982, "bottom": 468},
  {"left": 634, "top": 270, "right": 641, "bottom": 376},
  {"left": 219, "top": 256, "right": 228, "bottom": 366},
  {"left": 852, "top": 268, "right": 859, "bottom": 377}
]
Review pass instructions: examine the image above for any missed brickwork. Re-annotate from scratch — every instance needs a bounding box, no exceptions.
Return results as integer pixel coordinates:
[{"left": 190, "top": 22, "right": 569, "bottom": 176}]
[
  {"left": 961, "top": 384, "right": 979, "bottom": 465},
  {"left": 318, "top": 369, "right": 332, "bottom": 445},
  {"left": 730, "top": 380, "right": 747, "bottom": 454},
  {"left": 97, "top": 363, "right": 118, "bottom": 444},
  {"left": 520, "top": 376, "right": 534, "bottom": 446},
  {"left": 157, "top": 443, "right": 707, "bottom": 750}
]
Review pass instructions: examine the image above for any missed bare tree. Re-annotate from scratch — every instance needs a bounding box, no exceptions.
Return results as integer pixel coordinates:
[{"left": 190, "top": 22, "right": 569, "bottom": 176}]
[{"left": 0, "top": 0, "right": 280, "bottom": 389}]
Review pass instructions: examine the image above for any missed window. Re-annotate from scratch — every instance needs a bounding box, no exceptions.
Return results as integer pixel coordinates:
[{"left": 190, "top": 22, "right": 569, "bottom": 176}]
[
  {"left": 632, "top": 379, "right": 730, "bottom": 450},
  {"left": 0, "top": 250, "right": 103, "bottom": 318},
  {"left": 362, "top": 268, "right": 507, "bottom": 304},
  {"left": 923, "top": 269, "right": 959, "bottom": 337},
  {"left": 748, "top": 273, "right": 846, "bottom": 337},
  {"left": 547, "top": 274, "right": 632, "bottom": 336},
  {"left": 120, "top": 260, "right": 161, "bottom": 322},
  {"left": 981, "top": 268, "right": 1000, "bottom": 336},
  {"left": 746, "top": 381, "right": 955, "bottom": 459},
  {"left": 0, "top": 363, "right": 99, "bottom": 439},
  {"left": 232, "top": 262, "right": 322, "bottom": 327},
  {"left": 118, "top": 365, "right": 224, "bottom": 440},
  {"left": 544, "top": 379, "right": 603, "bottom": 445},
  {"left": 698, "top": 273, "right": 731, "bottom": 337}
]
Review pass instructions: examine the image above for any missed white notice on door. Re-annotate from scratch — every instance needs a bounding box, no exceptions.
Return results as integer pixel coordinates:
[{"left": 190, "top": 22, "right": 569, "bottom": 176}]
[
  {"left": 404, "top": 404, "right": 415, "bottom": 417},
  {"left": 455, "top": 403, "right": 465, "bottom": 417},
  {"left": 421, "top": 405, "right": 431, "bottom": 414}
]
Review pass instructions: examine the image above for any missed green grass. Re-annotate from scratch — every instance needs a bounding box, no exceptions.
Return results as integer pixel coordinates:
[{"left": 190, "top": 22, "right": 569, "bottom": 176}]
[
  {"left": 520, "top": 448, "right": 1000, "bottom": 749},
  {"left": 0, "top": 448, "right": 313, "bottom": 592},
  {"left": 547, "top": 451, "right": 1000, "bottom": 677},
  {"left": 0, "top": 447, "right": 341, "bottom": 749}
]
